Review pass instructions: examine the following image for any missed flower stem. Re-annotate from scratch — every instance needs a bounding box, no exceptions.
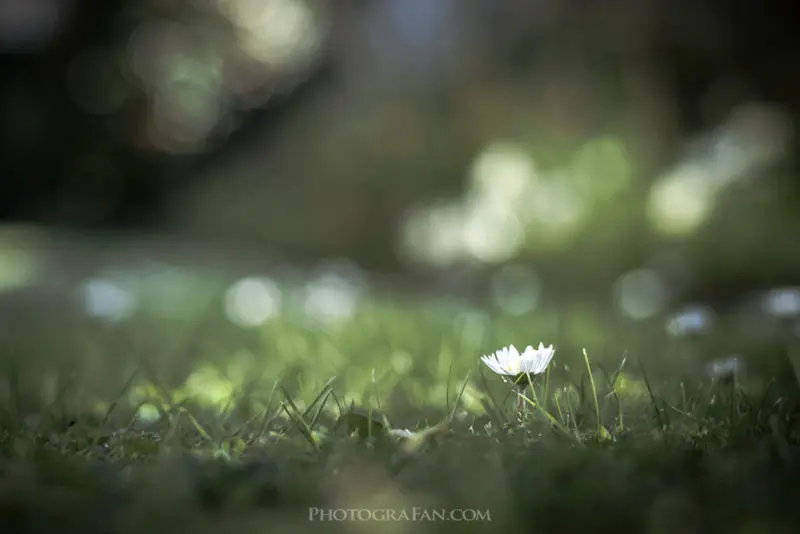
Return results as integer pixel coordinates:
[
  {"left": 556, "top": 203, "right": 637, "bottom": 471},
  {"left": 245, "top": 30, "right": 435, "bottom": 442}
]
[{"left": 516, "top": 392, "right": 526, "bottom": 424}]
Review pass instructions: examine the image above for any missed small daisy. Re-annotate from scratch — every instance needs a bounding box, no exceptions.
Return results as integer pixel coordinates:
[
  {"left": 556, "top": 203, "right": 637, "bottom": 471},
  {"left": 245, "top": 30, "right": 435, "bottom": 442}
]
[
  {"left": 481, "top": 343, "right": 555, "bottom": 413},
  {"left": 481, "top": 343, "right": 555, "bottom": 384}
]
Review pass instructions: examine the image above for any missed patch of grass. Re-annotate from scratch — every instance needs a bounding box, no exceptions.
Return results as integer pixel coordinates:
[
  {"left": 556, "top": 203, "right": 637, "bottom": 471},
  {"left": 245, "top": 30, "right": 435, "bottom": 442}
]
[{"left": 1, "top": 296, "right": 800, "bottom": 534}]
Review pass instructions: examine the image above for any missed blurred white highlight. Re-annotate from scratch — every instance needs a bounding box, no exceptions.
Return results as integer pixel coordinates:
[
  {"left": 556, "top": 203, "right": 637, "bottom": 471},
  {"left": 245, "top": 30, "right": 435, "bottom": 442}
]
[{"left": 225, "top": 276, "right": 283, "bottom": 327}]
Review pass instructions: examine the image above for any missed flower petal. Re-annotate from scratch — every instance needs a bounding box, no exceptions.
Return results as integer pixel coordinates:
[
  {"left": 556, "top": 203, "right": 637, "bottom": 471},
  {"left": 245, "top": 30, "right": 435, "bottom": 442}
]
[
  {"left": 496, "top": 347, "right": 514, "bottom": 372},
  {"left": 481, "top": 355, "right": 512, "bottom": 375},
  {"left": 518, "top": 343, "right": 555, "bottom": 374}
]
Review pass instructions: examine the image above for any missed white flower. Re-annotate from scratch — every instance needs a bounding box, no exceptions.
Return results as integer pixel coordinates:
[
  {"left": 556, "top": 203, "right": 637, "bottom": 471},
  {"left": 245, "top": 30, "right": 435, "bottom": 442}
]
[{"left": 481, "top": 343, "right": 555, "bottom": 376}]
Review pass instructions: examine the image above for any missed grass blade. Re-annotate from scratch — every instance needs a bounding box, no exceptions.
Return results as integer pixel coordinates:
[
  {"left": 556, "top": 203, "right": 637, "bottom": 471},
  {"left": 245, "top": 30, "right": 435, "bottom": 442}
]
[
  {"left": 447, "top": 370, "right": 472, "bottom": 424},
  {"left": 638, "top": 355, "right": 667, "bottom": 431},
  {"left": 477, "top": 367, "right": 508, "bottom": 425},
  {"left": 582, "top": 348, "right": 602, "bottom": 440},
  {"left": 101, "top": 364, "right": 140, "bottom": 425}
]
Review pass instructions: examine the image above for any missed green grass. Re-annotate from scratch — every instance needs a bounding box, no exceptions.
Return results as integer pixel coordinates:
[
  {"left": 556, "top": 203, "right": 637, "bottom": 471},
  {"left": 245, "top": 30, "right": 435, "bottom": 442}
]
[{"left": 1, "top": 294, "right": 800, "bottom": 534}]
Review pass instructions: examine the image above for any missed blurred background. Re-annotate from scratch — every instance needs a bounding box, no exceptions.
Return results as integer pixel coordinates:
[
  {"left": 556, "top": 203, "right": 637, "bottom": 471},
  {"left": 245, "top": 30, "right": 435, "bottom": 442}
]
[{"left": 0, "top": 0, "right": 799, "bottom": 416}]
